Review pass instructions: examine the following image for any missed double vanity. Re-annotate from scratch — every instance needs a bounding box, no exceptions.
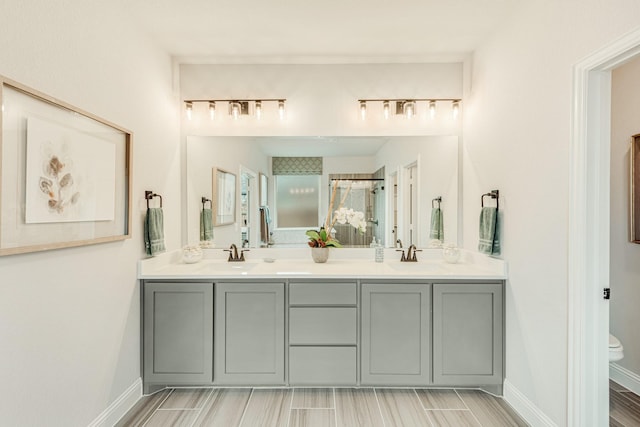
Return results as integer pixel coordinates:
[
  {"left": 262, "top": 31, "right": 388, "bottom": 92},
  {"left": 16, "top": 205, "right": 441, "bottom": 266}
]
[{"left": 138, "top": 248, "right": 507, "bottom": 395}]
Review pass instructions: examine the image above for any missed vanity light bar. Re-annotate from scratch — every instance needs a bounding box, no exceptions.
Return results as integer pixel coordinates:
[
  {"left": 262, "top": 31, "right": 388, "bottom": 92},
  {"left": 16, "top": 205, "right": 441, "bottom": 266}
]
[
  {"left": 357, "top": 98, "right": 462, "bottom": 120},
  {"left": 183, "top": 99, "right": 286, "bottom": 121}
]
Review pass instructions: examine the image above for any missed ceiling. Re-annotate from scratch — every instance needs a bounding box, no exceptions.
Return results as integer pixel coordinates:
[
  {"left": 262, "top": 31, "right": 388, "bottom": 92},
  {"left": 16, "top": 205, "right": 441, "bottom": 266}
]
[{"left": 125, "top": 0, "right": 523, "bottom": 60}]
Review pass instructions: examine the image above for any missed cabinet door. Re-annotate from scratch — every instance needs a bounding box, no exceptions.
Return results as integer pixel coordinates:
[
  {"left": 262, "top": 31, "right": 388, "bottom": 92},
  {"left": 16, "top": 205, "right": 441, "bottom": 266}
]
[
  {"left": 215, "top": 282, "right": 285, "bottom": 385},
  {"left": 143, "top": 282, "right": 213, "bottom": 385},
  {"left": 361, "top": 283, "right": 430, "bottom": 385},
  {"left": 433, "top": 283, "right": 503, "bottom": 385}
]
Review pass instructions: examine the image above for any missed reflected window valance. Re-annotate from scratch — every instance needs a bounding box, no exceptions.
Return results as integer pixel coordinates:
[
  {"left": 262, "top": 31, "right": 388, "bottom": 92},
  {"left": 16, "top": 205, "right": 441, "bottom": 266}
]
[{"left": 272, "top": 157, "right": 322, "bottom": 175}]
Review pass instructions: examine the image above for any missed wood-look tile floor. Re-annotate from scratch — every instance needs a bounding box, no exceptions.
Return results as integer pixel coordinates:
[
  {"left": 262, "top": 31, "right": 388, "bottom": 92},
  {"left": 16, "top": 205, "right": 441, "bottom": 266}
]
[
  {"left": 116, "top": 388, "right": 529, "bottom": 427},
  {"left": 610, "top": 380, "right": 640, "bottom": 426}
]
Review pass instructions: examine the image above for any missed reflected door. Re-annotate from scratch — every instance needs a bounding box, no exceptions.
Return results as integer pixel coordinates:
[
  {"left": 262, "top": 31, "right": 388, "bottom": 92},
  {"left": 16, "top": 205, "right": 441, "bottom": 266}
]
[{"left": 404, "top": 163, "right": 418, "bottom": 246}]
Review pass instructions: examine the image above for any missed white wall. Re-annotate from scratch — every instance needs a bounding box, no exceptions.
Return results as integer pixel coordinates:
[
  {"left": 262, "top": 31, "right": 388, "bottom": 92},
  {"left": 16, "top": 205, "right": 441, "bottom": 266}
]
[
  {"left": 180, "top": 63, "right": 463, "bottom": 137},
  {"left": 610, "top": 57, "right": 640, "bottom": 377},
  {"left": 465, "top": 1, "right": 640, "bottom": 424},
  {"left": 0, "top": 2, "right": 180, "bottom": 426}
]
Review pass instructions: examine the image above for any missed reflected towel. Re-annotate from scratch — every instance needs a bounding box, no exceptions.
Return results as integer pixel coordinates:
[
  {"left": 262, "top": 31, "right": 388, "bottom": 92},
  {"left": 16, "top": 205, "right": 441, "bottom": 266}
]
[
  {"left": 144, "top": 208, "right": 166, "bottom": 256},
  {"left": 478, "top": 207, "right": 500, "bottom": 255},
  {"left": 429, "top": 207, "right": 444, "bottom": 241},
  {"left": 259, "top": 206, "right": 270, "bottom": 245},
  {"left": 200, "top": 208, "right": 213, "bottom": 242}
]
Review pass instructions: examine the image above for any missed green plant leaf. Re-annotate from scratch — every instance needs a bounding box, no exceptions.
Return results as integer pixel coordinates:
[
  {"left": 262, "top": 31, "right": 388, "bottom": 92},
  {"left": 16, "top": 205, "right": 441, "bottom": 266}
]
[
  {"left": 325, "top": 240, "right": 342, "bottom": 248},
  {"left": 306, "top": 230, "right": 320, "bottom": 240}
]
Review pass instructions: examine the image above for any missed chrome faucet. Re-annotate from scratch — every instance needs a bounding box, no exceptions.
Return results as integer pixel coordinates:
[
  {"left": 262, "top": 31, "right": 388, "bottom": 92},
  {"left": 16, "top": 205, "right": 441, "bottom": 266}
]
[{"left": 224, "top": 243, "right": 249, "bottom": 262}]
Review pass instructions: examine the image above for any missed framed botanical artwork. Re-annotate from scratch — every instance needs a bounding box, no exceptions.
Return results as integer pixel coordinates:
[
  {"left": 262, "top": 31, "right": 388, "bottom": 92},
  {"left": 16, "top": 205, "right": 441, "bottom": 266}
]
[
  {"left": 212, "top": 167, "right": 236, "bottom": 226},
  {"left": 631, "top": 134, "right": 640, "bottom": 243},
  {"left": 0, "top": 76, "right": 132, "bottom": 256}
]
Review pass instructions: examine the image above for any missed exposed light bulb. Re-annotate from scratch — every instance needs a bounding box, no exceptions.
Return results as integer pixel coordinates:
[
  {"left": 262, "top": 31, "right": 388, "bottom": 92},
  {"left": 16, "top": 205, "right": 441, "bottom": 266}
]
[
  {"left": 359, "top": 100, "right": 366, "bottom": 120},
  {"left": 452, "top": 100, "right": 460, "bottom": 119},
  {"left": 383, "top": 100, "right": 390, "bottom": 120},
  {"left": 231, "top": 101, "right": 240, "bottom": 120},
  {"left": 404, "top": 101, "right": 415, "bottom": 120},
  {"left": 429, "top": 100, "right": 436, "bottom": 119},
  {"left": 185, "top": 101, "right": 193, "bottom": 120},
  {"left": 278, "top": 100, "right": 286, "bottom": 121},
  {"left": 209, "top": 101, "right": 216, "bottom": 120},
  {"left": 255, "top": 100, "right": 262, "bottom": 120}
]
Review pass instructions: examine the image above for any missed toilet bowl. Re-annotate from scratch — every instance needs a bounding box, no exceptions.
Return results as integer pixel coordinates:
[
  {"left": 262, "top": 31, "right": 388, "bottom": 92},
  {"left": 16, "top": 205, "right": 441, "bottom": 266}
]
[{"left": 609, "top": 334, "right": 624, "bottom": 362}]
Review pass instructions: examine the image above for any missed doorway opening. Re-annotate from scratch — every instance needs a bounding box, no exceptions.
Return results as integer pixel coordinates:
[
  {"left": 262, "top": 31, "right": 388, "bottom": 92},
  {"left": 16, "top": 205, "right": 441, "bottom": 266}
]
[
  {"left": 240, "top": 166, "right": 258, "bottom": 248},
  {"left": 569, "top": 28, "right": 640, "bottom": 426}
]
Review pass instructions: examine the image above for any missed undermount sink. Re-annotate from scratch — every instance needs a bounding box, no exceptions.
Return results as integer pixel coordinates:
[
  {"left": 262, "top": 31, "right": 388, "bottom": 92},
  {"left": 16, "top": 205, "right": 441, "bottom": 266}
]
[
  {"left": 198, "top": 261, "right": 259, "bottom": 273},
  {"left": 386, "top": 262, "right": 446, "bottom": 273}
]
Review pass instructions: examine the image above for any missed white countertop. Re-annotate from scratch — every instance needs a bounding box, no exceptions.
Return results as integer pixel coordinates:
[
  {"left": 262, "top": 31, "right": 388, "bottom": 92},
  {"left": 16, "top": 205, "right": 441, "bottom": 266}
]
[{"left": 138, "top": 248, "right": 507, "bottom": 281}]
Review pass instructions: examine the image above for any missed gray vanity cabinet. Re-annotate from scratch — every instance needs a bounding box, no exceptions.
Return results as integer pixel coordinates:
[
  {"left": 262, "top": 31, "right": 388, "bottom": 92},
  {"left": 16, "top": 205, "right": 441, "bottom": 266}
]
[
  {"left": 432, "top": 283, "right": 503, "bottom": 386},
  {"left": 143, "top": 282, "right": 213, "bottom": 388},
  {"left": 361, "top": 283, "right": 430, "bottom": 385},
  {"left": 214, "top": 282, "right": 285, "bottom": 385}
]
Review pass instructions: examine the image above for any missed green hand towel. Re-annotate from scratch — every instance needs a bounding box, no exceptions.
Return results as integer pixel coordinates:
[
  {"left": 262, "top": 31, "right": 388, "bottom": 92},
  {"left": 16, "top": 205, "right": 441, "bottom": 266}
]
[
  {"left": 200, "top": 208, "right": 213, "bottom": 242},
  {"left": 144, "top": 208, "right": 166, "bottom": 256},
  {"left": 429, "top": 207, "right": 444, "bottom": 241},
  {"left": 478, "top": 207, "right": 500, "bottom": 255}
]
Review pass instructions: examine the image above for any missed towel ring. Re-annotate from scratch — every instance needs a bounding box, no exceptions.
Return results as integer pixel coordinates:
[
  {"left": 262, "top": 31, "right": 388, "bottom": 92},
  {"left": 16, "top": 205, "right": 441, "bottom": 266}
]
[
  {"left": 201, "top": 197, "right": 212, "bottom": 209},
  {"left": 481, "top": 190, "right": 499, "bottom": 210},
  {"left": 145, "top": 190, "right": 163, "bottom": 209},
  {"left": 432, "top": 196, "right": 442, "bottom": 209}
]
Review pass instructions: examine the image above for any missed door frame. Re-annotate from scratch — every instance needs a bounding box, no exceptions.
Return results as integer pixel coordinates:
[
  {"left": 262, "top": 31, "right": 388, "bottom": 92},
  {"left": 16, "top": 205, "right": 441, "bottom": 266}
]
[
  {"left": 387, "top": 170, "right": 399, "bottom": 247},
  {"left": 568, "top": 28, "right": 640, "bottom": 426},
  {"left": 402, "top": 160, "right": 420, "bottom": 247},
  {"left": 239, "top": 165, "right": 259, "bottom": 248}
]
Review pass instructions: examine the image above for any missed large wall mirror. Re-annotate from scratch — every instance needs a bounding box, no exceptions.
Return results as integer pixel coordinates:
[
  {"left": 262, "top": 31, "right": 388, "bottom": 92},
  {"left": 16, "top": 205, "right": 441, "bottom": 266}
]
[{"left": 186, "top": 136, "right": 459, "bottom": 249}]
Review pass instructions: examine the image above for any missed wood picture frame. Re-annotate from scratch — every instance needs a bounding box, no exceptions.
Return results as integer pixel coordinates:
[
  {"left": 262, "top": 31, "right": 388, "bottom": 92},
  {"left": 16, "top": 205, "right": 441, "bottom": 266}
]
[
  {"left": 212, "top": 167, "right": 236, "bottom": 226},
  {"left": 631, "top": 134, "right": 640, "bottom": 243},
  {"left": 0, "top": 76, "right": 132, "bottom": 256}
]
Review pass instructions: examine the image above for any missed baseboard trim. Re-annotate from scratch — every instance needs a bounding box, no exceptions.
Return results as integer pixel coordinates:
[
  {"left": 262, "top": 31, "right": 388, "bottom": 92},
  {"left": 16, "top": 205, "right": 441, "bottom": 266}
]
[
  {"left": 610, "top": 363, "right": 640, "bottom": 395},
  {"left": 503, "top": 379, "right": 558, "bottom": 427},
  {"left": 87, "top": 377, "right": 142, "bottom": 427}
]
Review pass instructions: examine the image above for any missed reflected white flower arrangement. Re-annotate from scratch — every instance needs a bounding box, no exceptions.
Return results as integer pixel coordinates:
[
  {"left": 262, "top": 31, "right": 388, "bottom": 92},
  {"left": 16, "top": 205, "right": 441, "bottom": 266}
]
[{"left": 307, "top": 181, "right": 366, "bottom": 248}]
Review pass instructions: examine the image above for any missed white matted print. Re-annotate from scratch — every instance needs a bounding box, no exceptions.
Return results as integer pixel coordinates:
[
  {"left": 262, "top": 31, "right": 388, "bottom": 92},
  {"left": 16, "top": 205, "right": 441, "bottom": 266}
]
[{"left": 25, "top": 117, "right": 116, "bottom": 223}]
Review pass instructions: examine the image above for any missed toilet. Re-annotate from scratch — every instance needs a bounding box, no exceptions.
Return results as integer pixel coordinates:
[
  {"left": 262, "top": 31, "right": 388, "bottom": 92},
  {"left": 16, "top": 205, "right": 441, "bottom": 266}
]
[{"left": 609, "top": 334, "right": 624, "bottom": 362}]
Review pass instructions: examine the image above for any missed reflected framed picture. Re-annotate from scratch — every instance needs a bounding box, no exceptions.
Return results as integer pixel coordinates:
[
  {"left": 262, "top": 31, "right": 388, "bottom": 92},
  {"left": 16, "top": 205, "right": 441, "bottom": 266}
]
[
  {"left": 631, "top": 134, "right": 640, "bottom": 243},
  {"left": 0, "top": 76, "right": 132, "bottom": 256},
  {"left": 212, "top": 167, "right": 236, "bottom": 226},
  {"left": 259, "top": 172, "right": 268, "bottom": 207}
]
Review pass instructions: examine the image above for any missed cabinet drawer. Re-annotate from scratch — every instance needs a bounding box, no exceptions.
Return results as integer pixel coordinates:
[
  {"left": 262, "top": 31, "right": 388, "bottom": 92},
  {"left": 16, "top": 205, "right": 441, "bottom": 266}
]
[
  {"left": 289, "top": 346, "right": 356, "bottom": 385},
  {"left": 289, "top": 282, "right": 356, "bottom": 305},
  {"left": 289, "top": 307, "right": 357, "bottom": 345}
]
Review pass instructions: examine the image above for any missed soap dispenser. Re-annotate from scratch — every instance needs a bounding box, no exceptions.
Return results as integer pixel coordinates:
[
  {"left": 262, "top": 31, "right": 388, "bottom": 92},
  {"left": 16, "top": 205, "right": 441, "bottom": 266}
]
[{"left": 375, "top": 240, "right": 384, "bottom": 263}]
